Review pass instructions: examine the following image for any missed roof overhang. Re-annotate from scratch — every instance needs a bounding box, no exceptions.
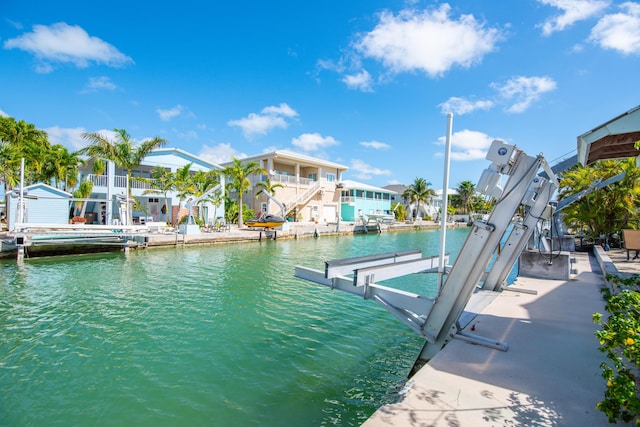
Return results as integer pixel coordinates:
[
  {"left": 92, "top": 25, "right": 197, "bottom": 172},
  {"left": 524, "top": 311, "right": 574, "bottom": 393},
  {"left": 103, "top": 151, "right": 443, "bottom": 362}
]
[{"left": 577, "top": 105, "right": 640, "bottom": 165}]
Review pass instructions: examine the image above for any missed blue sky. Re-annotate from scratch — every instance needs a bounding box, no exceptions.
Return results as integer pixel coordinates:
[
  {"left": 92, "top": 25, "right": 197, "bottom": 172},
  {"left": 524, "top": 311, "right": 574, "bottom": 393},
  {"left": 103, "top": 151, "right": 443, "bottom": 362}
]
[{"left": 2, "top": 0, "right": 639, "bottom": 189}]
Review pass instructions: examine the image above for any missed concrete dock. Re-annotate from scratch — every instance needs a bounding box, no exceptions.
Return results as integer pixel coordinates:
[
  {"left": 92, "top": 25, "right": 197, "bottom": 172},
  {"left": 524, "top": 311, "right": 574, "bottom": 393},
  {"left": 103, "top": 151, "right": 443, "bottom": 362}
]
[{"left": 363, "top": 247, "right": 638, "bottom": 426}]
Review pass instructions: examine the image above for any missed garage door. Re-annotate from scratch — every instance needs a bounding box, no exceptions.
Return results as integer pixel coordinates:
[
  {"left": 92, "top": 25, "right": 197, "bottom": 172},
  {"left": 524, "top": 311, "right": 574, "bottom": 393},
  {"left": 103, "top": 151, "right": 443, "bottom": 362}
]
[{"left": 323, "top": 205, "right": 336, "bottom": 223}]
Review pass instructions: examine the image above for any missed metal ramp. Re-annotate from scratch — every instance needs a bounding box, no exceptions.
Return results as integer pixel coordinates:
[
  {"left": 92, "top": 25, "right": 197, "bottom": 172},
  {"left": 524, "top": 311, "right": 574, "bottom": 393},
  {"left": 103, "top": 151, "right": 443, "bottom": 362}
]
[{"left": 294, "top": 140, "right": 559, "bottom": 368}]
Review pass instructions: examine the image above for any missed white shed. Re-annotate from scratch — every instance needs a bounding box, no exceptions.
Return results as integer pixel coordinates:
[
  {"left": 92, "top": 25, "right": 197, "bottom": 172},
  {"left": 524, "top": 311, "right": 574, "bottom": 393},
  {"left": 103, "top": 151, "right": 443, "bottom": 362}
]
[{"left": 6, "top": 184, "right": 72, "bottom": 230}]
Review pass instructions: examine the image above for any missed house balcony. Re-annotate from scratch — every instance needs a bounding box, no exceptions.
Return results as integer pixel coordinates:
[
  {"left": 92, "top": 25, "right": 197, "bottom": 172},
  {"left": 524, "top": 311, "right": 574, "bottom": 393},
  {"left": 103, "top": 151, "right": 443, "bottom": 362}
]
[
  {"left": 252, "top": 173, "right": 318, "bottom": 186},
  {"left": 87, "top": 174, "right": 161, "bottom": 193}
]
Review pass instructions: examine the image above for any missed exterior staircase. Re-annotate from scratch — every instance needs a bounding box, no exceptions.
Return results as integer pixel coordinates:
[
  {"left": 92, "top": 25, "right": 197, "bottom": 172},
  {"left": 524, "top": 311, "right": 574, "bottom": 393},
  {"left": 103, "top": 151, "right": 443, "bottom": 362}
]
[{"left": 285, "top": 181, "right": 323, "bottom": 216}]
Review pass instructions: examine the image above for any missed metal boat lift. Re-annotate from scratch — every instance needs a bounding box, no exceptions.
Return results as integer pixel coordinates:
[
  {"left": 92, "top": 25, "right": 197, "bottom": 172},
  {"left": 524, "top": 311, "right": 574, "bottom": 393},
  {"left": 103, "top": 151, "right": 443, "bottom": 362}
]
[{"left": 295, "top": 140, "right": 559, "bottom": 369}]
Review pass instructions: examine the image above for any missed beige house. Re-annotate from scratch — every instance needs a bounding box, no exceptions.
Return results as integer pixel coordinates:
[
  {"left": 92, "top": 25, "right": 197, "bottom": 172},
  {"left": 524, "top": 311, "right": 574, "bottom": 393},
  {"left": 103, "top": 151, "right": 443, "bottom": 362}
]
[{"left": 224, "top": 150, "right": 348, "bottom": 223}]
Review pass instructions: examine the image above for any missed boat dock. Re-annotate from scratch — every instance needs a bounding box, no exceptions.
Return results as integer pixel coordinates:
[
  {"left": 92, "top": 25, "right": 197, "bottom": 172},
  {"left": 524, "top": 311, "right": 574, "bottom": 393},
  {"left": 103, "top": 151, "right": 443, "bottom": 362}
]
[
  {"left": 0, "top": 220, "right": 463, "bottom": 259},
  {"left": 362, "top": 246, "right": 638, "bottom": 426}
]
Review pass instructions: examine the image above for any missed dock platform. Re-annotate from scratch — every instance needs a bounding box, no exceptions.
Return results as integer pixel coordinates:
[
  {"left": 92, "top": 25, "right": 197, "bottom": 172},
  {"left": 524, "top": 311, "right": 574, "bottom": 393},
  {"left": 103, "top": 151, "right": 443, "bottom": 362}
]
[{"left": 362, "top": 248, "right": 638, "bottom": 426}]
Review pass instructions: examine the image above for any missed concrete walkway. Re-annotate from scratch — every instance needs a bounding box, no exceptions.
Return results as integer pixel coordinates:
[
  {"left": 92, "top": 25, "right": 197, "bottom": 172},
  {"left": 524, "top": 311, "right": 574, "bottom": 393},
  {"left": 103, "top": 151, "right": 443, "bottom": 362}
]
[{"left": 363, "top": 250, "right": 632, "bottom": 426}]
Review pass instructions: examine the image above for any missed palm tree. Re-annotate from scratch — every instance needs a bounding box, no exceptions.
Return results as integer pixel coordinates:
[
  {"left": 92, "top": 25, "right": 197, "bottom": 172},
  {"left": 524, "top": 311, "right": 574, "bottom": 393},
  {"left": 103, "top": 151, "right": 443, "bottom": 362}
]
[
  {"left": 559, "top": 159, "right": 640, "bottom": 236},
  {"left": 0, "top": 116, "right": 50, "bottom": 186},
  {"left": 456, "top": 180, "right": 476, "bottom": 215},
  {"left": 142, "top": 166, "right": 176, "bottom": 224},
  {"left": 174, "top": 163, "right": 196, "bottom": 220},
  {"left": 81, "top": 129, "right": 167, "bottom": 224},
  {"left": 255, "top": 177, "right": 284, "bottom": 215},
  {"left": 221, "top": 157, "right": 266, "bottom": 228},
  {"left": 72, "top": 179, "right": 93, "bottom": 219},
  {"left": 192, "top": 169, "right": 221, "bottom": 223},
  {"left": 46, "top": 144, "right": 84, "bottom": 191},
  {"left": 402, "top": 177, "right": 436, "bottom": 220},
  {"left": 0, "top": 139, "right": 20, "bottom": 190}
]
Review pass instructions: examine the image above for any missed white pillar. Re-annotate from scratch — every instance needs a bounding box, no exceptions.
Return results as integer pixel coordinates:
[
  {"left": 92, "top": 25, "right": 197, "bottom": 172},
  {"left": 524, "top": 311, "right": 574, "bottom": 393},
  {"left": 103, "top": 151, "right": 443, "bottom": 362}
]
[{"left": 438, "top": 113, "right": 453, "bottom": 289}]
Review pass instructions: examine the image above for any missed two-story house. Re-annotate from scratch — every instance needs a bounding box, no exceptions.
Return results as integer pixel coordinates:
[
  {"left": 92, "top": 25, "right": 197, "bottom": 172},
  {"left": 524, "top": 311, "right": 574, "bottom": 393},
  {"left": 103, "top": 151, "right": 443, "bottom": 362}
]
[
  {"left": 222, "top": 150, "right": 348, "bottom": 223},
  {"left": 81, "top": 148, "right": 224, "bottom": 226}
]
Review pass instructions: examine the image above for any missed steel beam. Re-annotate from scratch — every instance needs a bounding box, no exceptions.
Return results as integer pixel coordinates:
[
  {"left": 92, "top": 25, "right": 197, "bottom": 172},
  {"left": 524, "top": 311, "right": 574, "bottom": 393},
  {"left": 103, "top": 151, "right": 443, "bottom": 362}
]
[
  {"left": 324, "top": 249, "right": 422, "bottom": 278},
  {"left": 354, "top": 254, "right": 447, "bottom": 286}
]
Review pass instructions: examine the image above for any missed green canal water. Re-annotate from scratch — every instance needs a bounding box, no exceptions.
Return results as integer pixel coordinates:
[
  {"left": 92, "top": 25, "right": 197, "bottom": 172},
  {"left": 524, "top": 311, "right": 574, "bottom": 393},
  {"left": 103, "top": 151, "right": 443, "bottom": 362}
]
[{"left": 1, "top": 228, "right": 472, "bottom": 426}]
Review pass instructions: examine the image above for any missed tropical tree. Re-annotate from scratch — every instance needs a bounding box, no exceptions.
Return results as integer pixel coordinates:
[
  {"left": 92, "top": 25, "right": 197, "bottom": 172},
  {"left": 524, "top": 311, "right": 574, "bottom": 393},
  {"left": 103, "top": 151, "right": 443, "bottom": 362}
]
[
  {"left": 0, "top": 116, "right": 50, "bottom": 188},
  {"left": 456, "top": 180, "right": 476, "bottom": 215},
  {"left": 402, "top": 177, "right": 436, "bottom": 221},
  {"left": 0, "top": 139, "right": 19, "bottom": 190},
  {"left": 45, "top": 144, "right": 84, "bottom": 191},
  {"left": 142, "top": 166, "right": 176, "bottom": 224},
  {"left": 558, "top": 159, "right": 640, "bottom": 237},
  {"left": 72, "top": 179, "right": 93, "bottom": 219},
  {"left": 255, "top": 177, "right": 284, "bottom": 215},
  {"left": 174, "top": 163, "right": 195, "bottom": 203},
  {"left": 191, "top": 169, "right": 222, "bottom": 223},
  {"left": 80, "top": 128, "right": 167, "bottom": 224},
  {"left": 22, "top": 138, "right": 52, "bottom": 184},
  {"left": 221, "top": 157, "right": 266, "bottom": 228},
  {"left": 202, "top": 188, "right": 224, "bottom": 225},
  {"left": 391, "top": 202, "right": 406, "bottom": 222}
]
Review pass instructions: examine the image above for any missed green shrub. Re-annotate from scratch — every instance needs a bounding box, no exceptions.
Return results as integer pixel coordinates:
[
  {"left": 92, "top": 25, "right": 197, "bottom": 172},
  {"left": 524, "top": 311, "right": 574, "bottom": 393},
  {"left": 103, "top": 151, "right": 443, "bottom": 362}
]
[{"left": 593, "top": 274, "right": 640, "bottom": 424}]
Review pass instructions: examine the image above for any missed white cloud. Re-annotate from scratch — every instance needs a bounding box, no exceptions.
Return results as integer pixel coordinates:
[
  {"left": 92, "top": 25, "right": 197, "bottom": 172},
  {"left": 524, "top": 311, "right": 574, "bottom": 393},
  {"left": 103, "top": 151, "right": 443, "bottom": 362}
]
[
  {"left": 360, "top": 140, "right": 391, "bottom": 150},
  {"left": 44, "top": 126, "right": 88, "bottom": 151},
  {"left": 261, "top": 103, "right": 298, "bottom": 117},
  {"left": 228, "top": 103, "right": 299, "bottom": 139},
  {"left": 439, "top": 97, "right": 494, "bottom": 115},
  {"left": 354, "top": 5, "right": 502, "bottom": 78},
  {"left": 342, "top": 69, "right": 374, "bottom": 92},
  {"left": 3, "top": 22, "right": 133, "bottom": 73},
  {"left": 291, "top": 133, "right": 338, "bottom": 152},
  {"left": 157, "top": 105, "right": 186, "bottom": 121},
  {"left": 349, "top": 159, "right": 392, "bottom": 180},
  {"left": 199, "top": 143, "right": 246, "bottom": 165},
  {"left": 491, "top": 76, "right": 557, "bottom": 113},
  {"left": 589, "top": 2, "right": 640, "bottom": 55},
  {"left": 537, "top": 0, "right": 610, "bottom": 35},
  {"left": 0, "top": 109, "right": 8, "bottom": 117},
  {"left": 82, "top": 76, "right": 117, "bottom": 93},
  {"left": 436, "top": 129, "right": 496, "bottom": 161}
]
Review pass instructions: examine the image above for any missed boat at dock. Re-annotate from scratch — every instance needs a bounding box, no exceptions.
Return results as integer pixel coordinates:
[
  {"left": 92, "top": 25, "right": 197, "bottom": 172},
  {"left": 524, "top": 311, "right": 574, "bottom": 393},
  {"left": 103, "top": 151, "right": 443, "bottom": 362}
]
[{"left": 245, "top": 214, "right": 285, "bottom": 229}]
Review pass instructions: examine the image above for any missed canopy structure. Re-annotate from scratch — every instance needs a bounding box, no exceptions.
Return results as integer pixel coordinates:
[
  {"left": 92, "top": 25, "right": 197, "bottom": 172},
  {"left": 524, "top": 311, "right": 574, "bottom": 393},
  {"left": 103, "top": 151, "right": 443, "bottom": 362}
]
[{"left": 577, "top": 105, "right": 640, "bottom": 165}]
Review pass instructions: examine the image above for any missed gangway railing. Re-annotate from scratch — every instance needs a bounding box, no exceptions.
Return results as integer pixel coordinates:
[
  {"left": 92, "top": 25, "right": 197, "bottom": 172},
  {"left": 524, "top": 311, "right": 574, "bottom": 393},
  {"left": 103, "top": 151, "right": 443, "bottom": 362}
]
[{"left": 294, "top": 140, "right": 560, "bottom": 370}]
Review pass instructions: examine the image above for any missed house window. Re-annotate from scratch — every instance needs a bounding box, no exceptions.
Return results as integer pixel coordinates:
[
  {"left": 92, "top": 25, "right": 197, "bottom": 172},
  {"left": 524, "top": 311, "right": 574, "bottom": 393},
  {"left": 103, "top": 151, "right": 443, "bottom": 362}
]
[
  {"left": 326, "top": 173, "right": 336, "bottom": 182},
  {"left": 261, "top": 202, "right": 267, "bottom": 213},
  {"left": 308, "top": 173, "right": 317, "bottom": 181},
  {"left": 355, "top": 190, "right": 363, "bottom": 198}
]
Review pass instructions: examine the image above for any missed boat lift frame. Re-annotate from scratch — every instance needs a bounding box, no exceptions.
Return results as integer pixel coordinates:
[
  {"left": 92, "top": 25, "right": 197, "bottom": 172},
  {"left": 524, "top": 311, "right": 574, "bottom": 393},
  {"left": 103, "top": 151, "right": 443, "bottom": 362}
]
[{"left": 295, "top": 140, "right": 559, "bottom": 369}]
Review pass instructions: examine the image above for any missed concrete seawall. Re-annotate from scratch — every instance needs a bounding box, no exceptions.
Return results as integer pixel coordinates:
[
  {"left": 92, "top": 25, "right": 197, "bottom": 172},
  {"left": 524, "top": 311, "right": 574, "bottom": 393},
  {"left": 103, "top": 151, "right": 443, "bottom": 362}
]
[{"left": 141, "top": 220, "right": 465, "bottom": 249}]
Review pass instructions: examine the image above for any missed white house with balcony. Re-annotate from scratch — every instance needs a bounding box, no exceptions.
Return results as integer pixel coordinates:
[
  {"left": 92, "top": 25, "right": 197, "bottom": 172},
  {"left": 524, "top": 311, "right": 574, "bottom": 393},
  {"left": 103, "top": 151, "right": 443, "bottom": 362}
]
[
  {"left": 221, "top": 150, "right": 348, "bottom": 223},
  {"left": 80, "top": 148, "right": 224, "bottom": 226}
]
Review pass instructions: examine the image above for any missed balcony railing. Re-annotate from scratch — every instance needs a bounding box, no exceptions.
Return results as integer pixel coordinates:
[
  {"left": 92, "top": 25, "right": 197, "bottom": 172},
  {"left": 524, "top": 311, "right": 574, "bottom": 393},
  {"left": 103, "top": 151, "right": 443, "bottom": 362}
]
[
  {"left": 260, "top": 173, "right": 318, "bottom": 186},
  {"left": 88, "top": 174, "right": 108, "bottom": 187},
  {"left": 88, "top": 174, "right": 159, "bottom": 190}
]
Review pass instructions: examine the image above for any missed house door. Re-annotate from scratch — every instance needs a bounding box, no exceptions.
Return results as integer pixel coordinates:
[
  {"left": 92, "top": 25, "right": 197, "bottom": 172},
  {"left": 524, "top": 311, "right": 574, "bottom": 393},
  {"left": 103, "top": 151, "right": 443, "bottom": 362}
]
[{"left": 323, "top": 205, "right": 336, "bottom": 223}]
